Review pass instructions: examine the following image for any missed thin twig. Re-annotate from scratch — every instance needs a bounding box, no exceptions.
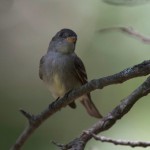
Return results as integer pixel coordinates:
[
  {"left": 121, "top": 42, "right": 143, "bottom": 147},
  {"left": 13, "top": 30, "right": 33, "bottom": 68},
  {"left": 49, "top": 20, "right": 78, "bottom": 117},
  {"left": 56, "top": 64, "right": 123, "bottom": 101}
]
[
  {"left": 10, "top": 60, "right": 150, "bottom": 150},
  {"left": 98, "top": 26, "right": 150, "bottom": 44},
  {"left": 90, "top": 134, "right": 150, "bottom": 148},
  {"left": 102, "top": 0, "right": 150, "bottom": 6}
]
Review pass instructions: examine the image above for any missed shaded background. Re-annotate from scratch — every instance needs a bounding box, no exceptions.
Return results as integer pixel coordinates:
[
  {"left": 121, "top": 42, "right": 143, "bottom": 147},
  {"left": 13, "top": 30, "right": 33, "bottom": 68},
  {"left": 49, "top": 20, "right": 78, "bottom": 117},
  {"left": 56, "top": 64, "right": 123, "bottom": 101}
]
[{"left": 1, "top": 0, "right": 150, "bottom": 149}]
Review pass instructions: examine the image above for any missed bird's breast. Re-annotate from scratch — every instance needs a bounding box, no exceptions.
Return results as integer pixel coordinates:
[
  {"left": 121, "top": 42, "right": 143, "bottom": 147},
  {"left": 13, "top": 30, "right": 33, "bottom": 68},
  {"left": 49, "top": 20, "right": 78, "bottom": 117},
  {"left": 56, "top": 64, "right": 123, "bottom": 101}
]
[{"left": 43, "top": 52, "right": 80, "bottom": 98}]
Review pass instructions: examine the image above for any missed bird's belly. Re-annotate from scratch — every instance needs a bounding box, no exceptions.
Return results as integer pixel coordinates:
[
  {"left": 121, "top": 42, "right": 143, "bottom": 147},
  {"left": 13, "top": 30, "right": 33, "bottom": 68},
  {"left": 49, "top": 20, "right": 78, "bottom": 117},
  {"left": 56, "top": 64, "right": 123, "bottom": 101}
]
[
  {"left": 48, "top": 74, "right": 66, "bottom": 98},
  {"left": 47, "top": 72, "right": 81, "bottom": 98}
]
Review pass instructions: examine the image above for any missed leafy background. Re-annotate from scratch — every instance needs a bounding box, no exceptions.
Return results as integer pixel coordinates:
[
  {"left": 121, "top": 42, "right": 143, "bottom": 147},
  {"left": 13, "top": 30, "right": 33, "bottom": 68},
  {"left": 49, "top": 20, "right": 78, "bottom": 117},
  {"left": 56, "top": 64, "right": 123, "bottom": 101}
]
[{"left": 1, "top": 0, "right": 150, "bottom": 149}]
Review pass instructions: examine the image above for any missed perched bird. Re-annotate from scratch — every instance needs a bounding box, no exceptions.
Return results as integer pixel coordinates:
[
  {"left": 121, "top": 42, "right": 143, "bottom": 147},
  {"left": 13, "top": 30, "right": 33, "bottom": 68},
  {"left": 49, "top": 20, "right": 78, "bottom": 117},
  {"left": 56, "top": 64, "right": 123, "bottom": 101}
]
[{"left": 39, "top": 28, "right": 102, "bottom": 118}]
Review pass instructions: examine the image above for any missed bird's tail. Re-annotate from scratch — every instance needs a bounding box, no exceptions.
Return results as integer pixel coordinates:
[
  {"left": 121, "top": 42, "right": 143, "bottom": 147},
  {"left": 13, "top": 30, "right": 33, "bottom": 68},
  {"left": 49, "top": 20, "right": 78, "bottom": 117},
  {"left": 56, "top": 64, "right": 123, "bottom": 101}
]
[{"left": 81, "top": 94, "right": 102, "bottom": 118}]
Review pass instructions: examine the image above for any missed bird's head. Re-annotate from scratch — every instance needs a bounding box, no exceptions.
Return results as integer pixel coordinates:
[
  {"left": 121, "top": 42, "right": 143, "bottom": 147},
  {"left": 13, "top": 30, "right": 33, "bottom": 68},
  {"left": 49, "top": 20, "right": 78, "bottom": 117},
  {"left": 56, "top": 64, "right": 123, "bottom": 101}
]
[{"left": 48, "top": 29, "right": 77, "bottom": 54}]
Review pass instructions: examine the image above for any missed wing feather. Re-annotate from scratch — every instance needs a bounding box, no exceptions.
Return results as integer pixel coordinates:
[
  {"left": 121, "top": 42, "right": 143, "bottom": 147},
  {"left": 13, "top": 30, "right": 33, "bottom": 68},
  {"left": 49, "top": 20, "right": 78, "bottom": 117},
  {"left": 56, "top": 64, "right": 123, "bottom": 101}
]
[
  {"left": 73, "top": 55, "right": 88, "bottom": 85},
  {"left": 39, "top": 56, "right": 45, "bottom": 80}
]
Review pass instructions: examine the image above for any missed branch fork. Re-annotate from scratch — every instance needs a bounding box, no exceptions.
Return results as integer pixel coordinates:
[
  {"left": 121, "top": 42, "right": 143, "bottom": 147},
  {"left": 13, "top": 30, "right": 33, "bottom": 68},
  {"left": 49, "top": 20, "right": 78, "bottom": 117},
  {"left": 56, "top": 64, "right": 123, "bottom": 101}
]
[{"left": 11, "top": 60, "right": 150, "bottom": 150}]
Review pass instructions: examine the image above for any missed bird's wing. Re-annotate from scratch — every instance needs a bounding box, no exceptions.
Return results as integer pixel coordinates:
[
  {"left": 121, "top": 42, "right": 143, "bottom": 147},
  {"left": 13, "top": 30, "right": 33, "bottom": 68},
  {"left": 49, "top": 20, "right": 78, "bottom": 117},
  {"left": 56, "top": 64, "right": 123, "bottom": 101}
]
[
  {"left": 73, "top": 54, "right": 88, "bottom": 85},
  {"left": 73, "top": 54, "right": 102, "bottom": 118},
  {"left": 39, "top": 55, "right": 45, "bottom": 80}
]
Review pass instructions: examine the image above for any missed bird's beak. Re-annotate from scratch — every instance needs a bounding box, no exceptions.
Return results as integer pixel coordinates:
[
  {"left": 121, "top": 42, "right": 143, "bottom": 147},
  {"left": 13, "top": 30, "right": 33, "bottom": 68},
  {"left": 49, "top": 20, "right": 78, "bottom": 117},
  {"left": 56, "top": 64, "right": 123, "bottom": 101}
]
[{"left": 66, "top": 36, "right": 77, "bottom": 43}]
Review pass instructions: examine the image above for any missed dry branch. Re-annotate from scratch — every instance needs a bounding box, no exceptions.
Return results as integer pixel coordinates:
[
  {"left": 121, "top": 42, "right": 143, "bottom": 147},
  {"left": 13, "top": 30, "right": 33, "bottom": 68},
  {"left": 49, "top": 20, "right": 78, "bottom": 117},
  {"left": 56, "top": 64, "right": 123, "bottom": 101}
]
[
  {"left": 10, "top": 60, "right": 150, "bottom": 150},
  {"left": 102, "top": 0, "right": 150, "bottom": 6},
  {"left": 90, "top": 134, "right": 150, "bottom": 148},
  {"left": 61, "top": 76, "right": 150, "bottom": 150},
  {"left": 98, "top": 26, "right": 150, "bottom": 44}
]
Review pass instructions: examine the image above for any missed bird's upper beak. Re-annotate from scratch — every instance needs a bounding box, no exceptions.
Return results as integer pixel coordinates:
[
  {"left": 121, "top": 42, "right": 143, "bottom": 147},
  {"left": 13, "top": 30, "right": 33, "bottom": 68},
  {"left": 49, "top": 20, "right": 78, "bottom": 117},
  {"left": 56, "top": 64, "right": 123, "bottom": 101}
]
[{"left": 66, "top": 36, "right": 77, "bottom": 43}]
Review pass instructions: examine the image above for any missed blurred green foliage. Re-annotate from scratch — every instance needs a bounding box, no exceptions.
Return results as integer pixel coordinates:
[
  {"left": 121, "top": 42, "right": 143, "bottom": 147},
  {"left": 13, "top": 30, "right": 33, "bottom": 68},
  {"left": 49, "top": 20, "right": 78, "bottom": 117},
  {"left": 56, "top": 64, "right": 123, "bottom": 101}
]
[{"left": 1, "top": 0, "right": 150, "bottom": 150}]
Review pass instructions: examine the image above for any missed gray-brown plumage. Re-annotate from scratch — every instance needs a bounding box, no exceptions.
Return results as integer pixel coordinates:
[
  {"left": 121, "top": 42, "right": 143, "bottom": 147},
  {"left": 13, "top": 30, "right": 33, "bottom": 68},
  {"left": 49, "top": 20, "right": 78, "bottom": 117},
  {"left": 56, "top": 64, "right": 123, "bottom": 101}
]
[{"left": 39, "top": 28, "right": 102, "bottom": 118}]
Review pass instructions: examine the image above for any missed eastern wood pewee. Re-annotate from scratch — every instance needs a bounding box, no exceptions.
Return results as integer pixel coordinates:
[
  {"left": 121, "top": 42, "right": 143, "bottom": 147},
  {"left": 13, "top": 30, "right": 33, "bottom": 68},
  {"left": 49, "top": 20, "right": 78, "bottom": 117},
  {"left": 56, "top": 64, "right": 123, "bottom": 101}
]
[{"left": 39, "top": 29, "right": 102, "bottom": 118}]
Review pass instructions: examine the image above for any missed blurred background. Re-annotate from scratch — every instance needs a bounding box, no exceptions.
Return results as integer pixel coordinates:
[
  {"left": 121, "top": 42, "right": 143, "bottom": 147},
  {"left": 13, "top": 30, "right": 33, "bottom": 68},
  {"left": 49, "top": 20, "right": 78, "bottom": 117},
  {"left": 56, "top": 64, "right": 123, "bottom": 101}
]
[{"left": 1, "top": 0, "right": 150, "bottom": 149}]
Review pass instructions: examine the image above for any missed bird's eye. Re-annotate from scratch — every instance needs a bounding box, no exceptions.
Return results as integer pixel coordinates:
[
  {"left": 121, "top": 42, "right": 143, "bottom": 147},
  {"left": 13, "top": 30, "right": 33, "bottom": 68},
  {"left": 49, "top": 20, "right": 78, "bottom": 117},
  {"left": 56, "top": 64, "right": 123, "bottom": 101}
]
[
  {"left": 59, "top": 33, "right": 69, "bottom": 38},
  {"left": 58, "top": 32, "right": 64, "bottom": 37},
  {"left": 63, "top": 33, "right": 69, "bottom": 38}
]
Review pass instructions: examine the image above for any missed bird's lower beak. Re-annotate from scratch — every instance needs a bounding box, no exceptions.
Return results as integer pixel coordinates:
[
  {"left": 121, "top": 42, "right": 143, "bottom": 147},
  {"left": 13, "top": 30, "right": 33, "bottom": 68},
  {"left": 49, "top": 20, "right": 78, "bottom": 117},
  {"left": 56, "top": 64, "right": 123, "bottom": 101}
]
[{"left": 66, "top": 37, "right": 77, "bottom": 43}]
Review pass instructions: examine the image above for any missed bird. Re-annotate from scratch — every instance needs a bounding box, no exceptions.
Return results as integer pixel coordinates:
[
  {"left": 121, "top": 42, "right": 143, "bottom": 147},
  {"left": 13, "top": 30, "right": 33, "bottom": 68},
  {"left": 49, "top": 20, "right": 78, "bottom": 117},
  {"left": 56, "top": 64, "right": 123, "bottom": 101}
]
[{"left": 39, "top": 28, "right": 102, "bottom": 118}]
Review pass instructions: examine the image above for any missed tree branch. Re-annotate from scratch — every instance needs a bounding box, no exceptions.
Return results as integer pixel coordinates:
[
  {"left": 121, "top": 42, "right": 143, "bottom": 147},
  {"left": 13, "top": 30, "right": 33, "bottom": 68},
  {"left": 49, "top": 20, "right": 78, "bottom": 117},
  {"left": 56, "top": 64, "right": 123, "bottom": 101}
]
[
  {"left": 102, "top": 0, "right": 150, "bottom": 6},
  {"left": 60, "top": 76, "right": 150, "bottom": 150},
  {"left": 10, "top": 60, "right": 150, "bottom": 150},
  {"left": 89, "top": 134, "right": 150, "bottom": 148},
  {"left": 98, "top": 26, "right": 150, "bottom": 44}
]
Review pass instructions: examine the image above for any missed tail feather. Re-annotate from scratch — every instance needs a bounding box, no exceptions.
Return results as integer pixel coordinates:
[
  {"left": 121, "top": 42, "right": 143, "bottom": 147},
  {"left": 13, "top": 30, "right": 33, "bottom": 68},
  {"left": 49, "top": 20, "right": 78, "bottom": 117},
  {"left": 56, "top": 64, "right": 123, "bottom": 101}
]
[{"left": 81, "top": 94, "right": 102, "bottom": 118}]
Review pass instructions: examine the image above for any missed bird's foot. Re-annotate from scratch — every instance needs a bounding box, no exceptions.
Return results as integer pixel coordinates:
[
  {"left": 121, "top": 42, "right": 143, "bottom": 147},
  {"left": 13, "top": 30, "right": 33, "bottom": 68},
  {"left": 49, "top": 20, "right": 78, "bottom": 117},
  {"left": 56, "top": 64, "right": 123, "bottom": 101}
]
[
  {"left": 49, "top": 97, "right": 60, "bottom": 109},
  {"left": 64, "top": 89, "right": 73, "bottom": 99}
]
